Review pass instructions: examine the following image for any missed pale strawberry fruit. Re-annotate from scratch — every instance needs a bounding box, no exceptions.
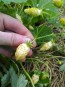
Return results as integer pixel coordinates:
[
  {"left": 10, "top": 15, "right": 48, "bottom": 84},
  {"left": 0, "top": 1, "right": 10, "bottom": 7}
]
[
  {"left": 24, "top": 7, "right": 42, "bottom": 17},
  {"left": 53, "top": 0, "right": 63, "bottom": 8},
  {"left": 15, "top": 43, "right": 30, "bottom": 61},
  {"left": 40, "top": 41, "right": 53, "bottom": 51},
  {"left": 32, "top": 74, "right": 39, "bottom": 85},
  {"left": 60, "top": 17, "right": 65, "bottom": 26}
]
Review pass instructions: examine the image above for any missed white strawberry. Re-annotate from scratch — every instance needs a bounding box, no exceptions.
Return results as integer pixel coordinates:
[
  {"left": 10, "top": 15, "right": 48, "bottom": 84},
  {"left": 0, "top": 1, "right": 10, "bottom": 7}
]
[
  {"left": 32, "top": 74, "right": 39, "bottom": 85},
  {"left": 15, "top": 43, "right": 30, "bottom": 61},
  {"left": 40, "top": 41, "right": 53, "bottom": 51},
  {"left": 24, "top": 7, "right": 42, "bottom": 17}
]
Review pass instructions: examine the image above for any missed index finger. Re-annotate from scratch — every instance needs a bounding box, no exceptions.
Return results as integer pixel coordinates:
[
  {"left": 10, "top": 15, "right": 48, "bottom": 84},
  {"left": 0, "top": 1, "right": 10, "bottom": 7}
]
[
  {"left": 1, "top": 13, "right": 36, "bottom": 47},
  {"left": 3, "top": 14, "right": 33, "bottom": 39}
]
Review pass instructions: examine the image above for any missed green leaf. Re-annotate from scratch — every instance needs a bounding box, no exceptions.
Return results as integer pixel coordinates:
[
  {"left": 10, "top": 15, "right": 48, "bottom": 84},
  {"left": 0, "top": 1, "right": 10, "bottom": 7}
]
[
  {"left": 31, "top": 25, "right": 55, "bottom": 45},
  {"left": 0, "top": 2, "right": 16, "bottom": 17},
  {"left": 27, "top": 0, "right": 38, "bottom": 7},
  {"left": 42, "top": 0, "right": 59, "bottom": 19},
  {"left": 9, "top": 67, "right": 18, "bottom": 87},
  {"left": 1, "top": 71, "right": 10, "bottom": 87},
  {"left": 0, "top": 0, "right": 27, "bottom": 4},
  {"left": 17, "top": 74, "right": 28, "bottom": 87},
  {"left": 38, "top": 0, "right": 51, "bottom": 9},
  {"left": 36, "top": 83, "right": 43, "bottom": 87},
  {"left": 38, "top": 0, "right": 59, "bottom": 25},
  {"left": 60, "top": 63, "right": 65, "bottom": 71}
]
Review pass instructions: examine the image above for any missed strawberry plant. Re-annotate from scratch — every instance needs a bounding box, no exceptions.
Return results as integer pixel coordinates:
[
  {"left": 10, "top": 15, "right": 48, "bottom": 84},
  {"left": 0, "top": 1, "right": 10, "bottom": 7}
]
[{"left": 0, "top": 0, "right": 65, "bottom": 87}]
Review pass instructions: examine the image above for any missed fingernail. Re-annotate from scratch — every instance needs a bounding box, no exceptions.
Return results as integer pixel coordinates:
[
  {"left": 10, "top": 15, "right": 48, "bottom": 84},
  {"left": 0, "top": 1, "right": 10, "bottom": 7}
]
[
  {"left": 25, "top": 37, "right": 31, "bottom": 42},
  {"left": 24, "top": 36, "right": 36, "bottom": 47}
]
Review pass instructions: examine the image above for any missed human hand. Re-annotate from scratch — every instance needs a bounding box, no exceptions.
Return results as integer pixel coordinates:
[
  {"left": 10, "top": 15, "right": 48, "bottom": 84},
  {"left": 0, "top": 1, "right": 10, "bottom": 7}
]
[{"left": 0, "top": 13, "right": 36, "bottom": 58}]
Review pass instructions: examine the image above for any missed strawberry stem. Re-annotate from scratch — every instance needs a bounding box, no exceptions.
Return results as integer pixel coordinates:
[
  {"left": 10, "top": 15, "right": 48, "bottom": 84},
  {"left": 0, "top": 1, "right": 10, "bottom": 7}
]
[{"left": 19, "top": 61, "right": 35, "bottom": 87}]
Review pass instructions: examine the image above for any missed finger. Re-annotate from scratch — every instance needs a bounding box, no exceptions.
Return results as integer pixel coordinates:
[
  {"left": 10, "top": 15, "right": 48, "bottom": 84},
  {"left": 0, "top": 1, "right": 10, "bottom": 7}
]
[
  {"left": 28, "top": 49, "right": 33, "bottom": 56},
  {"left": 0, "top": 31, "right": 31, "bottom": 46},
  {"left": 22, "top": 58, "right": 26, "bottom": 62},
  {"left": 2, "top": 13, "right": 36, "bottom": 47}
]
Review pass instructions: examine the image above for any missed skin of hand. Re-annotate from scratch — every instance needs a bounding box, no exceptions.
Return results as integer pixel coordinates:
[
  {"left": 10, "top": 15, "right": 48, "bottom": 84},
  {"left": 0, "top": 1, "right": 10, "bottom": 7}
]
[{"left": 0, "top": 13, "right": 36, "bottom": 60}]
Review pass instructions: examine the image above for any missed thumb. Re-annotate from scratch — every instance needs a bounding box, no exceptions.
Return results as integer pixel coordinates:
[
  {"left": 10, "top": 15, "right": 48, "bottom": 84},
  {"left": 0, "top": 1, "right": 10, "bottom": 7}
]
[{"left": 0, "top": 31, "right": 31, "bottom": 46}]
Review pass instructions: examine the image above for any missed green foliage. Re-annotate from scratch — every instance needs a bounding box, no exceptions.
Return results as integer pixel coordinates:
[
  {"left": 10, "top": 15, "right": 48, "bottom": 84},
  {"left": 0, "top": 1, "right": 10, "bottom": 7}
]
[
  {"left": 39, "top": 71, "right": 50, "bottom": 87},
  {"left": 0, "top": 0, "right": 27, "bottom": 4},
  {"left": 9, "top": 67, "right": 18, "bottom": 87},
  {"left": 1, "top": 66, "right": 28, "bottom": 87},
  {"left": 60, "top": 63, "right": 65, "bottom": 71},
  {"left": 38, "top": 0, "right": 51, "bottom": 9},
  {"left": 36, "top": 83, "right": 43, "bottom": 87},
  {"left": 31, "top": 25, "right": 55, "bottom": 45},
  {"left": 1, "top": 71, "right": 10, "bottom": 87},
  {"left": 17, "top": 74, "right": 28, "bottom": 87}
]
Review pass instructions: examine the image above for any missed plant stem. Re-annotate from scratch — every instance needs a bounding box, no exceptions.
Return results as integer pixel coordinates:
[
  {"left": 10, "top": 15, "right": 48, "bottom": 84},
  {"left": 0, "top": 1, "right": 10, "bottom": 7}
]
[
  {"left": 19, "top": 61, "right": 35, "bottom": 87},
  {"left": 27, "top": 58, "right": 44, "bottom": 64},
  {"left": 35, "top": 34, "right": 54, "bottom": 40}
]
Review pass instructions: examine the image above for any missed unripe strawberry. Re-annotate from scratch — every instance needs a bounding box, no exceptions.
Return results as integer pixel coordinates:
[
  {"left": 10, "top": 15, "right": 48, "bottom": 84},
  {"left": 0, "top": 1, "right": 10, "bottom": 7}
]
[
  {"left": 15, "top": 43, "right": 30, "bottom": 61},
  {"left": 53, "top": 0, "right": 63, "bottom": 8},
  {"left": 60, "top": 17, "right": 65, "bottom": 26},
  {"left": 40, "top": 72, "right": 49, "bottom": 80},
  {"left": 29, "top": 25, "right": 34, "bottom": 30},
  {"left": 57, "top": 60, "right": 62, "bottom": 65},
  {"left": 40, "top": 72, "right": 50, "bottom": 86},
  {"left": 32, "top": 74, "right": 39, "bottom": 85},
  {"left": 40, "top": 41, "right": 53, "bottom": 51},
  {"left": 16, "top": 13, "right": 23, "bottom": 23},
  {"left": 24, "top": 7, "right": 42, "bottom": 17}
]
